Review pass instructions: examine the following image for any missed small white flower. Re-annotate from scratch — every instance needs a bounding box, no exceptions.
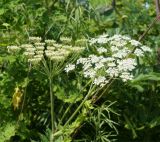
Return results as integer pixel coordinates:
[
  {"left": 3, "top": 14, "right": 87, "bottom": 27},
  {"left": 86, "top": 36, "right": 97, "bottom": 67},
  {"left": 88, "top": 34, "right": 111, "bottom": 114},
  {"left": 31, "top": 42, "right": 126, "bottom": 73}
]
[
  {"left": 29, "top": 37, "right": 41, "bottom": 42},
  {"left": 45, "top": 50, "right": 54, "bottom": 57},
  {"left": 144, "top": 2, "right": 150, "bottom": 9},
  {"left": 35, "top": 51, "right": 44, "bottom": 55},
  {"left": 110, "top": 40, "right": 127, "bottom": 47},
  {"left": 21, "top": 44, "right": 33, "bottom": 48},
  {"left": 106, "top": 67, "right": 119, "bottom": 77},
  {"left": 113, "top": 50, "right": 128, "bottom": 58},
  {"left": 60, "top": 37, "right": 71, "bottom": 42},
  {"left": 83, "top": 63, "right": 92, "bottom": 70},
  {"left": 108, "top": 62, "right": 116, "bottom": 67},
  {"left": 26, "top": 48, "right": 36, "bottom": 52},
  {"left": 47, "top": 46, "right": 56, "bottom": 50},
  {"left": 64, "top": 64, "right": 75, "bottom": 73},
  {"left": 34, "top": 55, "right": 43, "bottom": 58},
  {"left": 97, "top": 37, "right": 108, "bottom": 44},
  {"left": 35, "top": 42, "right": 45, "bottom": 46},
  {"left": 140, "top": 46, "right": 152, "bottom": 52},
  {"left": 94, "top": 76, "right": 108, "bottom": 87},
  {"left": 36, "top": 46, "right": 44, "bottom": 50},
  {"left": 117, "top": 58, "right": 137, "bottom": 71},
  {"left": 100, "top": 57, "right": 108, "bottom": 63},
  {"left": 89, "top": 36, "right": 108, "bottom": 45},
  {"left": 105, "top": 57, "right": 115, "bottom": 62},
  {"left": 53, "top": 43, "right": 62, "bottom": 48},
  {"left": 89, "top": 38, "right": 95, "bottom": 45},
  {"left": 134, "top": 48, "right": 144, "bottom": 57},
  {"left": 89, "top": 55, "right": 100, "bottom": 64},
  {"left": 122, "top": 36, "right": 131, "bottom": 41},
  {"left": 89, "top": 38, "right": 98, "bottom": 45},
  {"left": 45, "top": 39, "right": 56, "bottom": 45},
  {"left": 99, "top": 33, "right": 109, "bottom": 38},
  {"left": 77, "top": 57, "right": 88, "bottom": 65},
  {"left": 94, "top": 62, "right": 104, "bottom": 70},
  {"left": 83, "top": 69, "right": 96, "bottom": 78},
  {"left": 62, "top": 45, "right": 73, "bottom": 51},
  {"left": 111, "top": 46, "right": 119, "bottom": 52},
  {"left": 130, "top": 40, "right": 141, "bottom": 46},
  {"left": 97, "top": 47, "right": 107, "bottom": 54},
  {"left": 24, "top": 52, "right": 35, "bottom": 57},
  {"left": 7, "top": 45, "right": 20, "bottom": 52},
  {"left": 120, "top": 72, "right": 133, "bottom": 82}
]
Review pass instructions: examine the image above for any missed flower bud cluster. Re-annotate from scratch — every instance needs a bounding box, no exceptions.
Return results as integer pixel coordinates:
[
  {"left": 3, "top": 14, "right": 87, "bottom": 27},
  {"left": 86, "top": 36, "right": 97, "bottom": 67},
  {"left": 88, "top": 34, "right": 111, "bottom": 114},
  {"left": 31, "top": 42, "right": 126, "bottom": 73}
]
[
  {"left": 60, "top": 37, "right": 72, "bottom": 44},
  {"left": 7, "top": 36, "right": 85, "bottom": 64},
  {"left": 7, "top": 45, "right": 21, "bottom": 52}
]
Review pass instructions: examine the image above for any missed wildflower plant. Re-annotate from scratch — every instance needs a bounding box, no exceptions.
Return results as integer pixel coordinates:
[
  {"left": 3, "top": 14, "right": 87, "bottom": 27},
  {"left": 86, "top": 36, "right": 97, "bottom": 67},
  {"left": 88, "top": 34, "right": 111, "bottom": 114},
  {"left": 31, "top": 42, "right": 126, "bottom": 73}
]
[
  {"left": 7, "top": 36, "right": 85, "bottom": 142},
  {"left": 6, "top": 34, "right": 153, "bottom": 141},
  {"left": 60, "top": 34, "right": 153, "bottom": 140}
]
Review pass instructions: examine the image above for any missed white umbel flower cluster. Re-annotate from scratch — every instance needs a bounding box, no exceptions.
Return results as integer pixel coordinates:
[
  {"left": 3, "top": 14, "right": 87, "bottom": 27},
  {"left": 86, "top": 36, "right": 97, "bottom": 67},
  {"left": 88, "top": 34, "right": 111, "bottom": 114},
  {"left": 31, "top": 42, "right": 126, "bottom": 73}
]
[
  {"left": 7, "top": 36, "right": 85, "bottom": 64},
  {"left": 117, "top": 58, "right": 137, "bottom": 72},
  {"left": 24, "top": 37, "right": 43, "bottom": 64},
  {"left": 65, "top": 34, "right": 152, "bottom": 86}
]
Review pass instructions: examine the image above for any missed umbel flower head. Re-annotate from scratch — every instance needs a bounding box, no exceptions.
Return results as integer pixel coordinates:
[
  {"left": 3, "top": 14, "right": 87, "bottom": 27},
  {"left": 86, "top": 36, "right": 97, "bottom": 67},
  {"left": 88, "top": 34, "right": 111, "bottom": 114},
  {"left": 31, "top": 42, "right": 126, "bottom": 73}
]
[
  {"left": 7, "top": 36, "right": 85, "bottom": 64},
  {"left": 7, "top": 45, "right": 21, "bottom": 52},
  {"left": 65, "top": 34, "right": 152, "bottom": 87}
]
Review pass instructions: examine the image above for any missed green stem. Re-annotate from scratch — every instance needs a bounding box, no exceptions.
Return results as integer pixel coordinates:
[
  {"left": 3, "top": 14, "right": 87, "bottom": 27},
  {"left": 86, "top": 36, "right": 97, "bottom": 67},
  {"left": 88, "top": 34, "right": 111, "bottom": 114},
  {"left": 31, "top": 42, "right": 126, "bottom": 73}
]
[
  {"left": 59, "top": 103, "right": 73, "bottom": 125},
  {"left": 58, "top": 80, "right": 92, "bottom": 126},
  {"left": 49, "top": 77, "right": 55, "bottom": 141},
  {"left": 64, "top": 84, "right": 95, "bottom": 126},
  {"left": 93, "top": 79, "right": 114, "bottom": 103},
  {"left": 132, "top": 13, "right": 160, "bottom": 53}
]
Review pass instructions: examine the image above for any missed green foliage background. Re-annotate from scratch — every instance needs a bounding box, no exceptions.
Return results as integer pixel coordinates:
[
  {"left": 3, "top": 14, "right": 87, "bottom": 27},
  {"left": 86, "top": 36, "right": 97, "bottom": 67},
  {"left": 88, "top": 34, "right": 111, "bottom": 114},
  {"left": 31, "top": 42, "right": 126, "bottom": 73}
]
[{"left": 1, "top": 0, "right": 160, "bottom": 142}]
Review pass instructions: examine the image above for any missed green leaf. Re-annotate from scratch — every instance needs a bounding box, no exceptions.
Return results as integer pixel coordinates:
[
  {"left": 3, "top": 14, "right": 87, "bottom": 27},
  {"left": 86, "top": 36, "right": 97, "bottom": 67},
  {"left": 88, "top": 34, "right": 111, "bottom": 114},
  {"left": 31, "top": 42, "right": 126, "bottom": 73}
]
[
  {"left": 130, "top": 84, "right": 144, "bottom": 92},
  {"left": 0, "top": 123, "right": 16, "bottom": 141},
  {"left": 0, "top": 9, "right": 5, "bottom": 15},
  {"left": 149, "top": 117, "right": 160, "bottom": 128},
  {"left": 132, "top": 73, "right": 160, "bottom": 83},
  {"left": 54, "top": 86, "right": 83, "bottom": 103}
]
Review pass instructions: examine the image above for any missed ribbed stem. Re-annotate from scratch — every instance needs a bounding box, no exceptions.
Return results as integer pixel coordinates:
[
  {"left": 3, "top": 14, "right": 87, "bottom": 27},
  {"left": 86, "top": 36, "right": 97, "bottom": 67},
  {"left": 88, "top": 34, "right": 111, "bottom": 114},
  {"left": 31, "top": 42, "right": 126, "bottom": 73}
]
[
  {"left": 49, "top": 77, "right": 55, "bottom": 142},
  {"left": 64, "top": 85, "right": 95, "bottom": 126}
]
